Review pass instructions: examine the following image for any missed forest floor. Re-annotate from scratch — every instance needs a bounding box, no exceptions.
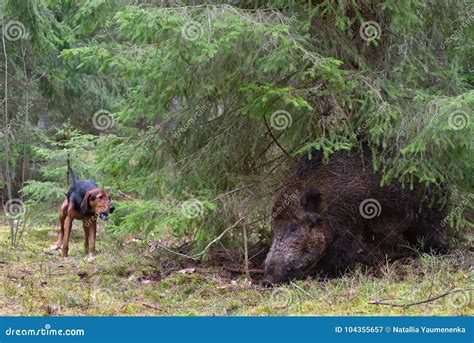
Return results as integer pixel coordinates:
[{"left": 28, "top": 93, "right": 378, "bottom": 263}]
[{"left": 0, "top": 223, "right": 472, "bottom": 316}]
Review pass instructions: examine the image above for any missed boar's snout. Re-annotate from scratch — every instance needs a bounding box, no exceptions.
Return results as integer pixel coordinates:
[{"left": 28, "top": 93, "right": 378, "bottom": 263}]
[
  {"left": 263, "top": 247, "right": 307, "bottom": 285},
  {"left": 263, "top": 216, "right": 326, "bottom": 284},
  {"left": 262, "top": 253, "right": 289, "bottom": 285}
]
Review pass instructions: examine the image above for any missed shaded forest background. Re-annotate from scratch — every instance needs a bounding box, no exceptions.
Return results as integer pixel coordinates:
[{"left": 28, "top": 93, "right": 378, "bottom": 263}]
[{"left": 1, "top": 0, "right": 472, "bottom": 256}]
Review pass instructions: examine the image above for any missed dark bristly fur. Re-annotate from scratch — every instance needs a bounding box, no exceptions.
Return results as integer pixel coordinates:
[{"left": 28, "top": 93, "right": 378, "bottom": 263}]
[{"left": 263, "top": 149, "right": 449, "bottom": 285}]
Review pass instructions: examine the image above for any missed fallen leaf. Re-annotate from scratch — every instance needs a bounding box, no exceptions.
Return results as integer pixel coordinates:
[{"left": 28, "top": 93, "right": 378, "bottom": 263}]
[
  {"left": 124, "top": 234, "right": 133, "bottom": 246},
  {"left": 138, "top": 276, "right": 151, "bottom": 284},
  {"left": 178, "top": 268, "right": 196, "bottom": 274}
]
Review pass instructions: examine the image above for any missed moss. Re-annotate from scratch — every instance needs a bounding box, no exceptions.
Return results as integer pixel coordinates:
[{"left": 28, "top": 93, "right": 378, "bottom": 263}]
[{"left": 0, "top": 225, "right": 472, "bottom": 316}]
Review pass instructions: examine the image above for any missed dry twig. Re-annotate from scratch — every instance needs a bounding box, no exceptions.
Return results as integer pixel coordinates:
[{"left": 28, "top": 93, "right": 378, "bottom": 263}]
[
  {"left": 154, "top": 218, "right": 244, "bottom": 260},
  {"left": 369, "top": 288, "right": 473, "bottom": 307}
]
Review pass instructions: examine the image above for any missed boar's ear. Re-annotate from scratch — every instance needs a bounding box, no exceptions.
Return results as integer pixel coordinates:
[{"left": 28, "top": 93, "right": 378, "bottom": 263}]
[{"left": 301, "top": 190, "right": 321, "bottom": 213}]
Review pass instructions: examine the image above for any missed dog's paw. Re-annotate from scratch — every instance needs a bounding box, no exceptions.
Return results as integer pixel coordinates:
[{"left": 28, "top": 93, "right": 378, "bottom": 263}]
[
  {"left": 49, "top": 244, "right": 61, "bottom": 251},
  {"left": 87, "top": 254, "right": 95, "bottom": 262}
]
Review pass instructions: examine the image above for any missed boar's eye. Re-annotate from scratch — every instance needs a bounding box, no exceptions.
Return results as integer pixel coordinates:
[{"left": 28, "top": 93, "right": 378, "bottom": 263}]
[{"left": 286, "top": 223, "right": 300, "bottom": 235}]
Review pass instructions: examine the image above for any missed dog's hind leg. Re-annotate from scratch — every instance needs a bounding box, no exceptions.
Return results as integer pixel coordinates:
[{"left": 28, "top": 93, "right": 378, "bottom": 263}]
[
  {"left": 87, "top": 219, "right": 97, "bottom": 261},
  {"left": 50, "top": 199, "right": 68, "bottom": 251}
]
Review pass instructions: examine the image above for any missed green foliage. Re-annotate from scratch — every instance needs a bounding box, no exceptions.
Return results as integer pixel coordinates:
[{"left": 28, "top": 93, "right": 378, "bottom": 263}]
[
  {"left": 2, "top": 1, "right": 472, "bottom": 250},
  {"left": 21, "top": 127, "right": 97, "bottom": 222},
  {"left": 109, "top": 198, "right": 216, "bottom": 242}
]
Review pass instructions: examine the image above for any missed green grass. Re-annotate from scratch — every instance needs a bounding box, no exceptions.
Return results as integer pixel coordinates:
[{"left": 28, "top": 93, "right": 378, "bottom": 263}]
[{"left": 0, "top": 224, "right": 472, "bottom": 316}]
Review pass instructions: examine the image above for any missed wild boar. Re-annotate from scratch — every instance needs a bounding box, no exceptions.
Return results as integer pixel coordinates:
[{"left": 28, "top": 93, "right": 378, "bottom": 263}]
[{"left": 263, "top": 149, "right": 448, "bottom": 284}]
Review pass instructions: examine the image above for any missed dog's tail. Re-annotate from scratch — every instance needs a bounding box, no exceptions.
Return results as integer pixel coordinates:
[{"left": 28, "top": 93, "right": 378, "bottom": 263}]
[{"left": 67, "top": 165, "right": 78, "bottom": 185}]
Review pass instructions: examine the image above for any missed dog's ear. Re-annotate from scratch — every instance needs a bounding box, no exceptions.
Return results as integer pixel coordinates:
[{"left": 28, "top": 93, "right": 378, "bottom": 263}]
[{"left": 81, "top": 190, "right": 95, "bottom": 213}]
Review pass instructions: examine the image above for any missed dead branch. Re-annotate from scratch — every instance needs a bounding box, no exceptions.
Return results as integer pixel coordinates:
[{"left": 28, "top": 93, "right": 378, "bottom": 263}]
[
  {"left": 117, "top": 189, "right": 135, "bottom": 200},
  {"left": 263, "top": 115, "right": 296, "bottom": 162},
  {"left": 241, "top": 215, "right": 249, "bottom": 278},
  {"left": 226, "top": 267, "right": 264, "bottom": 274},
  {"left": 142, "top": 302, "right": 162, "bottom": 311},
  {"left": 154, "top": 218, "right": 244, "bottom": 260},
  {"left": 290, "top": 281, "right": 318, "bottom": 301},
  {"left": 369, "top": 288, "right": 473, "bottom": 307},
  {"left": 211, "top": 183, "right": 256, "bottom": 202}
]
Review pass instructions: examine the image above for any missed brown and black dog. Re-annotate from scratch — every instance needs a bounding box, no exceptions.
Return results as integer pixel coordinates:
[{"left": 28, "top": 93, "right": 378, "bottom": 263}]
[{"left": 50, "top": 166, "right": 115, "bottom": 259}]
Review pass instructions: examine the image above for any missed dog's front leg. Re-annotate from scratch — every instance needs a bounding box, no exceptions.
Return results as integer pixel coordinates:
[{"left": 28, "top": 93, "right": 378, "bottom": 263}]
[
  {"left": 87, "top": 219, "right": 97, "bottom": 261},
  {"left": 82, "top": 220, "right": 90, "bottom": 256},
  {"left": 61, "top": 215, "right": 73, "bottom": 258}
]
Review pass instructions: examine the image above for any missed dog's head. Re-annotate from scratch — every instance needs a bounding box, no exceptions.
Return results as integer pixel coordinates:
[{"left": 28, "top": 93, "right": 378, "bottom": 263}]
[{"left": 81, "top": 188, "right": 115, "bottom": 220}]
